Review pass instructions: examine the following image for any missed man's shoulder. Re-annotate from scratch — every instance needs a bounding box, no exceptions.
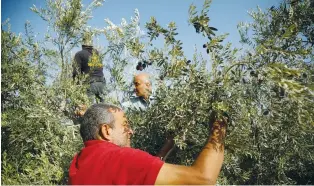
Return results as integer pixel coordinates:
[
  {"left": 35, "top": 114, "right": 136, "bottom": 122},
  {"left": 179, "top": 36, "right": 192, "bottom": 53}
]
[
  {"left": 121, "top": 97, "right": 143, "bottom": 111},
  {"left": 121, "top": 92, "right": 137, "bottom": 105},
  {"left": 75, "top": 49, "right": 90, "bottom": 56},
  {"left": 74, "top": 50, "right": 84, "bottom": 61}
]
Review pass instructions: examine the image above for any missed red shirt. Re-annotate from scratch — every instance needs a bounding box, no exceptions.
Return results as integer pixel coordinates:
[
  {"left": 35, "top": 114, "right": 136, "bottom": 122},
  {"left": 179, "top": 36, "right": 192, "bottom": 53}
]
[{"left": 69, "top": 140, "right": 164, "bottom": 185}]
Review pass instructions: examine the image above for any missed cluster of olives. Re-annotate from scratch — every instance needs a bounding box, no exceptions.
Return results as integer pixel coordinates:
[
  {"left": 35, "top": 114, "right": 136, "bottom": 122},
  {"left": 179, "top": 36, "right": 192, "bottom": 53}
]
[
  {"left": 263, "top": 109, "right": 270, "bottom": 115},
  {"left": 203, "top": 40, "right": 223, "bottom": 54},
  {"left": 203, "top": 44, "right": 210, "bottom": 54},
  {"left": 136, "top": 58, "right": 191, "bottom": 71},
  {"left": 136, "top": 61, "right": 152, "bottom": 71}
]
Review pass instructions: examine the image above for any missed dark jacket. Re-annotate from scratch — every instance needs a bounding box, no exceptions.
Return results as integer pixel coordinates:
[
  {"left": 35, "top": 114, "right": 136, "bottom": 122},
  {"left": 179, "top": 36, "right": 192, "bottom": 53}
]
[{"left": 73, "top": 45, "right": 104, "bottom": 80}]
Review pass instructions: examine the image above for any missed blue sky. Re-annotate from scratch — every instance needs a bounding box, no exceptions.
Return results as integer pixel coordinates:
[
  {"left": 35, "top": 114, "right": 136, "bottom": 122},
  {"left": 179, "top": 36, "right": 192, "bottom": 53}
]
[
  {"left": 2, "top": 0, "right": 281, "bottom": 53},
  {"left": 2, "top": 0, "right": 282, "bottom": 87}
]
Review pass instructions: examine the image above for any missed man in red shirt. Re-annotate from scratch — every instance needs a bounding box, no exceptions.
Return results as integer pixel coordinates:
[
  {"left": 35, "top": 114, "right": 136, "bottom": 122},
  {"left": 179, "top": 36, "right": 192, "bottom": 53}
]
[{"left": 69, "top": 103, "right": 226, "bottom": 185}]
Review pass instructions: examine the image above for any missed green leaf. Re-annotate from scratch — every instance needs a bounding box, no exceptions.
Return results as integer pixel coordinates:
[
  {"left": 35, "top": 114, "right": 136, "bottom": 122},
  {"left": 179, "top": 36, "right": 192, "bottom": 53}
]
[{"left": 209, "top": 26, "right": 218, "bottom": 31}]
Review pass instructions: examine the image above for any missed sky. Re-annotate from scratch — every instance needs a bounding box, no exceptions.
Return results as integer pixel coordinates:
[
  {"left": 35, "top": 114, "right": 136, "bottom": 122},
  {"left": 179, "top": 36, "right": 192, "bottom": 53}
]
[
  {"left": 2, "top": 0, "right": 281, "bottom": 52},
  {"left": 1, "top": 0, "right": 282, "bottom": 87}
]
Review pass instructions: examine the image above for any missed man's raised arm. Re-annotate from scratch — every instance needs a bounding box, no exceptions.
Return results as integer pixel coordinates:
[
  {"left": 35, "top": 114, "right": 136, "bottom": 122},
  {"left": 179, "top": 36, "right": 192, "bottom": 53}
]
[{"left": 154, "top": 118, "right": 226, "bottom": 185}]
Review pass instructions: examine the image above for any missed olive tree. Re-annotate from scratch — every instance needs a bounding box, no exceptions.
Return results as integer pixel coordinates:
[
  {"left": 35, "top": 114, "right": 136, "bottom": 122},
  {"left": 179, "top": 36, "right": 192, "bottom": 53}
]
[
  {"left": 2, "top": 0, "right": 313, "bottom": 185},
  {"left": 1, "top": 0, "right": 105, "bottom": 184},
  {"left": 103, "top": 0, "right": 314, "bottom": 184}
]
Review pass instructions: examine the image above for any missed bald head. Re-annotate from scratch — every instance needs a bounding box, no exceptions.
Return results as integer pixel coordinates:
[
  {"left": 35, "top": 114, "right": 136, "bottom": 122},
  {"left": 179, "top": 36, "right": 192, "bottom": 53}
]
[
  {"left": 134, "top": 73, "right": 150, "bottom": 83},
  {"left": 133, "top": 73, "right": 152, "bottom": 100}
]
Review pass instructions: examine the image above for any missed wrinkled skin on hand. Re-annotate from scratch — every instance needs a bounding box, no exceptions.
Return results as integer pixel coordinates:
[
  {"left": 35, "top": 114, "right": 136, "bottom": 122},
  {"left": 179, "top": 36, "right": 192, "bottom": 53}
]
[
  {"left": 74, "top": 104, "right": 87, "bottom": 117},
  {"left": 208, "top": 115, "right": 228, "bottom": 152}
]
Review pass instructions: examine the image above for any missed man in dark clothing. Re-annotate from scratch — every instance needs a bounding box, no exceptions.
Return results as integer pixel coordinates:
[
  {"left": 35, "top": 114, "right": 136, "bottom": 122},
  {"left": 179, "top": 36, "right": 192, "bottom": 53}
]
[{"left": 73, "top": 43, "right": 106, "bottom": 103}]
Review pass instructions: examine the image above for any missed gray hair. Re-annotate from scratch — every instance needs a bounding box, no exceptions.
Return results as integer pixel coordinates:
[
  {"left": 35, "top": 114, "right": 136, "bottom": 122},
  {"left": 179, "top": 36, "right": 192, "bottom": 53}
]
[{"left": 80, "top": 103, "right": 122, "bottom": 142}]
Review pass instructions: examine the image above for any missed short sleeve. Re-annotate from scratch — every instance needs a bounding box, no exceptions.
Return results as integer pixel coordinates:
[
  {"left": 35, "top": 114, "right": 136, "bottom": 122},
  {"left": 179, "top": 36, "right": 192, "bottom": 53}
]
[{"left": 115, "top": 147, "right": 164, "bottom": 185}]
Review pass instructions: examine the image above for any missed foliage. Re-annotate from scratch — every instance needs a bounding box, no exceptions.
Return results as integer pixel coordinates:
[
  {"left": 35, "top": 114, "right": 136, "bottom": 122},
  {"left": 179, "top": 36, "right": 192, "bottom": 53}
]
[
  {"left": 2, "top": 0, "right": 314, "bottom": 185},
  {"left": 0, "top": 0, "right": 103, "bottom": 184},
  {"left": 125, "top": 0, "right": 314, "bottom": 185},
  {"left": 102, "top": 9, "right": 144, "bottom": 94}
]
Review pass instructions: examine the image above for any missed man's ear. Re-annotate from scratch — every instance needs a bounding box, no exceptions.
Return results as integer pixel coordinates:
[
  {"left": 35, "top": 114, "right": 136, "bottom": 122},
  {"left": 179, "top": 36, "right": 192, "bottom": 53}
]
[
  {"left": 145, "top": 81, "right": 152, "bottom": 88},
  {"left": 97, "top": 124, "right": 112, "bottom": 141}
]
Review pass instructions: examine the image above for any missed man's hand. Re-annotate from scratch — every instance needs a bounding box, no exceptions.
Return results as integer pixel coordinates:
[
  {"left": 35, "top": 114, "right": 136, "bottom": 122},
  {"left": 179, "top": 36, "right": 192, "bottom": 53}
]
[
  {"left": 209, "top": 119, "right": 227, "bottom": 149},
  {"left": 156, "top": 133, "right": 175, "bottom": 161},
  {"left": 74, "top": 104, "right": 87, "bottom": 117},
  {"left": 154, "top": 116, "right": 227, "bottom": 185}
]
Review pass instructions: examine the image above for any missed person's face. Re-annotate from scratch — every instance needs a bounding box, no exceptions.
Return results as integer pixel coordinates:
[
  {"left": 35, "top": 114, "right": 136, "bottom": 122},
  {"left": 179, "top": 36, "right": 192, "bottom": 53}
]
[
  {"left": 134, "top": 76, "right": 152, "bottom": 99},
  {"left": 99, "top": 109, "right": 134, "bottom": 147}
]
